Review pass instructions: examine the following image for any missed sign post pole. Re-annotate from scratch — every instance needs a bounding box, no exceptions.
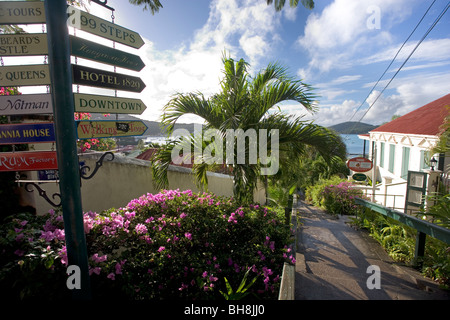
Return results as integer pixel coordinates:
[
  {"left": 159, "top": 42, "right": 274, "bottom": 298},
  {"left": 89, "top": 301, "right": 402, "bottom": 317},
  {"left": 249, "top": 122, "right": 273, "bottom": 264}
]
[{"left": 45, "top": 0, "right": 91, "bottom": 300}]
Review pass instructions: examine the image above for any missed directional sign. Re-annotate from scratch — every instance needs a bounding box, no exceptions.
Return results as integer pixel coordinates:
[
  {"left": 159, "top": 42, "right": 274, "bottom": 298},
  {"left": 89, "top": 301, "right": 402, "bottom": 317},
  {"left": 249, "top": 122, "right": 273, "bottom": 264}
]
[
  {"left": 0, "top": 122, "right": 55, "bottom": 145},
  {"left": 0, "top": 94, "right": 53, "bottom": 116},
  {"left": 0, "top": 33, "right": 48, "bottom": 56},
  {"left": 0, "top": 64, "right": 51, "bottom": 86},
  {"left": 70, "top": 36, "right": 145, "bottom": 71},
  {"left": 76, "top": 120, "right": 148, "bottom": 139},
  {"left": 72, "top": 64, "right": 145, "bottom": 93},
  {"left": 347, "top": 157, "right": 373, "bottom": 173},
  {"left": 0, "top": 151, "right": 58, "bottom": 172},
  {"left": 0, "top": 1, "right": 46, "bottom": 25},
  {"left": 67, "top": 6, "right": 144, "bottom": 49},
  {"left": 74, "top": 93, "right": 147, "bottom": 115}
]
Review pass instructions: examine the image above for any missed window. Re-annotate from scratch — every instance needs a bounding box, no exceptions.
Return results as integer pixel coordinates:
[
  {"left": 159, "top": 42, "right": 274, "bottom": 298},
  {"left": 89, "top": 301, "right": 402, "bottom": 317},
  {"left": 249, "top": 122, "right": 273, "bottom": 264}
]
[
  {"left": 419, "top": 150, "right": 430, "bottom": 170},
  {"left": 401, "top": 147, "right": 410, "bottom": 179},
  {"left": 388, "top": 144, "right": 395, "bottom": 173},
  {"left": 379, "top": 142, "right": 385, "bottom": 168}
]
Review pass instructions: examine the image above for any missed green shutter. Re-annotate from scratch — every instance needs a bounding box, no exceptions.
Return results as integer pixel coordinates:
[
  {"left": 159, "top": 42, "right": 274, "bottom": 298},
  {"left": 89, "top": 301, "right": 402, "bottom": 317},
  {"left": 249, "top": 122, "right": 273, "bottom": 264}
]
[
  {"left": 401, "top": 147, "right": 410, "bottom": 179},
  {"left": 380, "top": 142, "right": 385, "bottom": 168},
  {"left": 388, "top": 144, "right": 395, "bottom": 173}
]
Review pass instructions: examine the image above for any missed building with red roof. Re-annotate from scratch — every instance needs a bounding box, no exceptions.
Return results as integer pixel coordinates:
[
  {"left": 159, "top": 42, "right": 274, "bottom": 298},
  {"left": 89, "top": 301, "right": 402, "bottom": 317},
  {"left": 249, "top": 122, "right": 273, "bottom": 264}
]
[{"left": 357, "top": 93, "right": 449, "bottom": 212}]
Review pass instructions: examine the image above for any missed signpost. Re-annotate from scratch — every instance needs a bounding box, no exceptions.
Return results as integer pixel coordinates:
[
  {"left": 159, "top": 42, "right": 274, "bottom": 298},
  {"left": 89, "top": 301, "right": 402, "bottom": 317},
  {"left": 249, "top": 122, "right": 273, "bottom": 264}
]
[
  {"left": 0, "top": 94, "right": 53, "bottom": 116},
  {"left": 70, "top": 36, "right": 145, "bottom": 71},
  {"left": 73, "top": 93, "right": 146, "bottom": 115},
  {"left": 0, "top": 151, "right": 58, "bottom": 172},
  {"left": 0, "top": 1, "right": 46, "bottom": 24},
  {"left": 0, "top": 122, "right": 55, "bottom": 145},
  {"left": 72, "top": 64, "right": 145, "bottom": 93},
  {"left": 352, "top": 173, "right": 367, "bottom": 181},
  {"left": 67, "top": 6, "right": 144, "bottom": 49},
  {"left": 347, "top": 157, "right": 373, "bottom": 173},
  {"left": 76, "top": 120, "right": 148, "bottom": 139},
  {"left": 0, "top": 33, "right": 48, "bottom": 56},
  {"left": 0, "top": 64, "right": 51, "bottom": 86}
]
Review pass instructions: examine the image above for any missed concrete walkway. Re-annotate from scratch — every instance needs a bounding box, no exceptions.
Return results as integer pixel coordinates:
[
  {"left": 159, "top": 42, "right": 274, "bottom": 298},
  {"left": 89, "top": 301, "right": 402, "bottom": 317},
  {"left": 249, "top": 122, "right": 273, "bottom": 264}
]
[{"left": 294, "top": 201, "right": 449, "bottom": 300}]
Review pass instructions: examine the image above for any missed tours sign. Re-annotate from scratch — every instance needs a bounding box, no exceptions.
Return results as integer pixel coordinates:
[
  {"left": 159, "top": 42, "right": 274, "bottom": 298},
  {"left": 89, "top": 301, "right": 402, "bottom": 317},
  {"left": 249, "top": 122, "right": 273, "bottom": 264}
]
[
  {"left": 0, "top": 64, "right": 51, "bottom": 86},
  {"left": 0, "top": 151, "right": 58, "bottom": 172},
  {"left": 74, "top": 93, "right": 147, "bottom": 115},
  {"left": 72, "top": 64, "right": 145, "bottom": 93},
  {"left": 67, "top": 6, "right": 145, "bottom": 49},
  {"left": 0, "top": 122, "right": 55, "bottom": 145},
  {"left": 0, "top": 94, "right": 53, "bottom": 116},
  {"left": 0, "top": 33, "right": 48, "bottom": 56},
  {"left": 76, "top": 120, "right": 148, "bottom": 139},
  {"left": 0, "top": 1, "right": 46, "bottom": 25},
  {"left": 70, "top": 36, "right": 145, "bottom": 72}
]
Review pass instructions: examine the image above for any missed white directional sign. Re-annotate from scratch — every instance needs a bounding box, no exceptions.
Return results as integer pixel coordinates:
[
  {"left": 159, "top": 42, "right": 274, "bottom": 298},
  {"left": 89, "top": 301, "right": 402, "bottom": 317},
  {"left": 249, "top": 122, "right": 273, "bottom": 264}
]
[
  {"left": 73, "top": 93, "right": 147, "bottom": 115},
  {"left": 0, "top": 1, "right": 46, "bottom": 25},
  {"left": 0, "top": 64, "right": 51, "bottom": 86},
  {"left": 67, "top": 6, "right": 144, "bottom": 49},
  {"left": 0, "top": 33, "right": 48, "bottom": 56},
  {"left": 0, "top": 94, "right": 53, "bottom": 116}
]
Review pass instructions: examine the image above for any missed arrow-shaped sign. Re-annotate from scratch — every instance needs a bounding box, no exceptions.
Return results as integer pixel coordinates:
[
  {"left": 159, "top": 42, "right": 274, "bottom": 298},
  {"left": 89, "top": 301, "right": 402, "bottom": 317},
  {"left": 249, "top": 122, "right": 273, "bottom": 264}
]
[
  {"left": 0, "top": 93, "right": 53, "bottom": 116},
  {"left": 0, "top": 122, "right": 55, "bottom": 145},
  {"left": 0, "top": 64, "right": 51, "bottom": 86},
  {"left": 0, "top": 33, "right": 48, "bottom": 56},
  {"left": 0, "top": 1, "right": 46, "bottom": 25},
  {"left": 67, "top": 6, "right": 144, "bottom": 49},
  {"left": 72, "top": 64, "right": 146, "bottom": 93},
  {"left": 0, "top": 151, "right": 58, "bottom": 172},
  {"left": 70, "top": 36, "right": 145, "bottom": 71},
  {"left": 76, "top": 120, "right": 148, "bottom": 139},
  {"left": 73, "top": 93, "right": 147, "bottom": 115}
]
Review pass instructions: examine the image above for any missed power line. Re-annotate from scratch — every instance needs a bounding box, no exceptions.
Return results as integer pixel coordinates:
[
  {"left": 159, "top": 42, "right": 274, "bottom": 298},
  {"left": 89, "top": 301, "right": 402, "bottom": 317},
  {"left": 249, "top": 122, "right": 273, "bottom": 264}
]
[
  {"left": 348, "top": 0, "right": 437, "bottom": 124},
  {"left": 358, "top": 1, "right": 450, "bottom": 123}
]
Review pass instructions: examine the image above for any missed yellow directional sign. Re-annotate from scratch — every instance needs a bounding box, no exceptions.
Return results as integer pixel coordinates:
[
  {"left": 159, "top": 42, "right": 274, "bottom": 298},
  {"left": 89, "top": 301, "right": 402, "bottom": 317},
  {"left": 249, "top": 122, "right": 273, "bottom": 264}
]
[
  {"left": 0, "top": 33, "right": 48, "bottom": 56},
  {"left": 67, "top": 6, "right": 144, "bottom": 49},
  {"left": 76, "top": 120, "right": 148, "bottom": 139},
  {"left": 0, "top": 64, "right": 51, "bottom": 86},
  {"left": 74, "top": 93, "right": 147, "bottom": 115},
  {"left": 0, "top": 1, "right": 46, "bottom": 24}
]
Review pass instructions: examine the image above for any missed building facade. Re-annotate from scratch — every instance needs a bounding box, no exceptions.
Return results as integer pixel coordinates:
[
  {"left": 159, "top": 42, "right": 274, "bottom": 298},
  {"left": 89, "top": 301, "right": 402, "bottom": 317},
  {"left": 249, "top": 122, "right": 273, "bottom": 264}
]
[{"left": 358, "top": 93, "right": 449, "bottom": 212}]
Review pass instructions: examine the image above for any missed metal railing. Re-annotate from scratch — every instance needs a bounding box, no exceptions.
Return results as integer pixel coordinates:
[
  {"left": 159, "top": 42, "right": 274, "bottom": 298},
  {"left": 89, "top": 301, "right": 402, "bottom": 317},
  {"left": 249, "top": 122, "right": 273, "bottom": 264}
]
[{"left": 355, "top": 197, "right": 450, "bottom": 266}]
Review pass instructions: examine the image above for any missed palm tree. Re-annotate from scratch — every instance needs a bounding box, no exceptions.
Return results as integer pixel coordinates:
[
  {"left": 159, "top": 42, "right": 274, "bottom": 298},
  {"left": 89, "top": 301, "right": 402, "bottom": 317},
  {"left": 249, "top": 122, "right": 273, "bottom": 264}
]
[
  {"left": 266, "top": 0, "right": 315, "bottom": 11},
  {"left": 151, "top": 54, "right": 346, "bottom": 204}
]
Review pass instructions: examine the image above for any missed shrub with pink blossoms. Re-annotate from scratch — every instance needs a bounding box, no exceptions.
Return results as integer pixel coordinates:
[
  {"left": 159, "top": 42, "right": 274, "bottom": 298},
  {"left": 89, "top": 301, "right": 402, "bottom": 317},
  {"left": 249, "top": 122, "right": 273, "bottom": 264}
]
[{"left": 0, "top": 189, "right": 293, "bottom": 300}]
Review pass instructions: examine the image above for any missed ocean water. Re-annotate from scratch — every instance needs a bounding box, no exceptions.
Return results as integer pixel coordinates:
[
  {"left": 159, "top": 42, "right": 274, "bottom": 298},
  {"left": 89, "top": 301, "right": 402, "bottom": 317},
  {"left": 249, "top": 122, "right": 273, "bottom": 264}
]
[
  {"left": 341, "top": 134, "right": 367, "bottom": 157},
  {"left": 145, "top": 134, "right": 368, "bottom": 157}
]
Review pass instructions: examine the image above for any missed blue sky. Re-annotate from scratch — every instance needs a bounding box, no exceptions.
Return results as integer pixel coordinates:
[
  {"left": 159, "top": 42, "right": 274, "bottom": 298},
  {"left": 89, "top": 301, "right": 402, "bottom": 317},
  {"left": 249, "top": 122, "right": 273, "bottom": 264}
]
[{"left": 12, "top": 0, "right": 450, "bottom": 127}]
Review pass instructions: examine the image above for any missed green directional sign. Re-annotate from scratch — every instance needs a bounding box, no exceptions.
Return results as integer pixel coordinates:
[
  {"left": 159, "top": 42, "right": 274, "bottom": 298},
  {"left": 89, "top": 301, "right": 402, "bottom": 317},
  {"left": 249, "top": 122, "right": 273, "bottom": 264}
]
[
  {"left": 67, "top": 6, "right": 144, "bottom": 49},
  {"left": 0, "top": 1, "right": 46, "bottom": 24},
  {"left": 0, "top": 33, "right": 48, "bottom": 56},
  {"left": 0, "top": 64, "right": 51, "bottom": 86},
  {"left": 73, "top": 93, "right": 147, "bottom": 115},
  {"left": 70, "top": 36, "right": 145, "bottom": 71},
  {"left": 76, "top": 120, "right": 148, "bottom": 139},
  {"left": 72, "top": 64, "right": 145, "bottom": 93}
]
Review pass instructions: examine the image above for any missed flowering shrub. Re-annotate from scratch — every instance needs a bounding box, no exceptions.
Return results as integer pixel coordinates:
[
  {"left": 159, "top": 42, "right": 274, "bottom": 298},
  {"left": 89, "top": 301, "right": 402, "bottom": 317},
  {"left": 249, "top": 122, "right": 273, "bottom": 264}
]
[
  {"left": 0, "top": 190, "right": 294, "bottom": 300},
  {"left": 306, "top": 176, "right": 365, "bottom": 216},
  {"left": 322, "top": 181, "right": 365, "bottom": 215}
]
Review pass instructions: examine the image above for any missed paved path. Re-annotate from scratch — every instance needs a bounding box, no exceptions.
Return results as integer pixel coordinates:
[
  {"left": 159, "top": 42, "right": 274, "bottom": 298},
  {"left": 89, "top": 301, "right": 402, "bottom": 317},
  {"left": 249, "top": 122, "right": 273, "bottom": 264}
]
[{"left": 294, "top": 202, "right": 449, "bottom": 300}]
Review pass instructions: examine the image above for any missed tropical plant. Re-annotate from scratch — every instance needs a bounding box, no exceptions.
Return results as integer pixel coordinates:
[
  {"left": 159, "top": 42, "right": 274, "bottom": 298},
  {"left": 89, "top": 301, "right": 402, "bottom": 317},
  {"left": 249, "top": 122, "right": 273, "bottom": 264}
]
[
  {"left": 151, "top": 55, "right": 346, "bottom": 204},
  {"left": 266, "top": 0, "right": 315, "bottom": 11}
]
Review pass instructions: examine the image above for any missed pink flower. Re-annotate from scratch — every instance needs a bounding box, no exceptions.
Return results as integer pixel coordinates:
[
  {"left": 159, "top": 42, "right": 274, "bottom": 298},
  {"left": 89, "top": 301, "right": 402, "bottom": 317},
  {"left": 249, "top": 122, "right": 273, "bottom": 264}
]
[
  {"left": 107, "top": 272, "right": 115, "bottom": 280},
  {"left": 184, "top": 232, "right": 192, "bottom": 240},
  {"left": 135, "top": 223, "right": 148, "bottom": 234},
  {"left": 158, "top": 246, "right": 165, "bottom": 253}
]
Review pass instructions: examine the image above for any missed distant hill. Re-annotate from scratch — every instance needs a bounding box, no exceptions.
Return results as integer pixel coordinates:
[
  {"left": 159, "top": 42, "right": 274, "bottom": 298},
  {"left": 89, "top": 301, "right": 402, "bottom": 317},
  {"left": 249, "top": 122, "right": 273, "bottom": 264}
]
[{"left": 328, "top": 121, "right": 379, "bottom": 134}]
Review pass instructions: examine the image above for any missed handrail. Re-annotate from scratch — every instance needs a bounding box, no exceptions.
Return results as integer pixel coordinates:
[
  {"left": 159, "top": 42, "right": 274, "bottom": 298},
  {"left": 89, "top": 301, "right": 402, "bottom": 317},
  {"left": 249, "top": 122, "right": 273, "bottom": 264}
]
[{"left": 355, "top": 198, "right": 450, "bottom": 245}]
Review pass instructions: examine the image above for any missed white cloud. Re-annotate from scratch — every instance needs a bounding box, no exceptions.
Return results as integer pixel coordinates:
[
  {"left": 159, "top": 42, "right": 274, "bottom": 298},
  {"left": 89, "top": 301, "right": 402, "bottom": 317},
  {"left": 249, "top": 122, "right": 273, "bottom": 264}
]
[{"left": 296, "top": 0, "right": 411, "bottom": 77}]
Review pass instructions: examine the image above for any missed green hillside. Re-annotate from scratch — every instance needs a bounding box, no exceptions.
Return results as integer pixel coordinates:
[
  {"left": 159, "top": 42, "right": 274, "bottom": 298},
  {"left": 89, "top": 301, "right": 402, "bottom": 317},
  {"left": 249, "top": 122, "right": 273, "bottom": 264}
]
[{"left": 328, "top": 121, "right": 378, "bottom": 134}]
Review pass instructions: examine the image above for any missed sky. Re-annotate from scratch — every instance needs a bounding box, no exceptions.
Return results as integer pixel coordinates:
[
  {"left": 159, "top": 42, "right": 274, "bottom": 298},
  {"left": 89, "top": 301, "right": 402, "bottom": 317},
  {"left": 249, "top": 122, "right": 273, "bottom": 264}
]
[{"left": 9, "top": 0, "right": 450, "bottom": 128}]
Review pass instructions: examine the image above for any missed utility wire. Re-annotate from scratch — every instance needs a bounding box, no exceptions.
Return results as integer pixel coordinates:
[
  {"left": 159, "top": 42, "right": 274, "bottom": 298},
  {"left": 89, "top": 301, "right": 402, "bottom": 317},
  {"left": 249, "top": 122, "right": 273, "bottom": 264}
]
[
  {"left": 348, "top": 0, "right": 437, "bottom": 124},
  {"left": 358, "top": 1, "right": 450, "bottom": 123}
]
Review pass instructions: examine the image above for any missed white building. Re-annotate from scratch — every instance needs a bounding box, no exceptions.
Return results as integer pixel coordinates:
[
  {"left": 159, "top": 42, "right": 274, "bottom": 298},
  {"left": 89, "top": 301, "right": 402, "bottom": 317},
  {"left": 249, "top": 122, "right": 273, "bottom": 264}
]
[{"left": 358, "top": 93, "right": 449, "bottom": 212}]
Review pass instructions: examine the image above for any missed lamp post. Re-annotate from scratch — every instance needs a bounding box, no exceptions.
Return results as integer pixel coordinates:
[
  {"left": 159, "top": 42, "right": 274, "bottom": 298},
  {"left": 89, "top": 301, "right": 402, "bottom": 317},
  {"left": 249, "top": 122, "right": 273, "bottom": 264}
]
[{"left": 430, "top": 157, "right": 438, "bottom": 171}]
